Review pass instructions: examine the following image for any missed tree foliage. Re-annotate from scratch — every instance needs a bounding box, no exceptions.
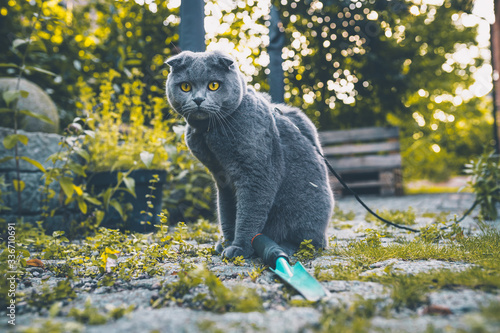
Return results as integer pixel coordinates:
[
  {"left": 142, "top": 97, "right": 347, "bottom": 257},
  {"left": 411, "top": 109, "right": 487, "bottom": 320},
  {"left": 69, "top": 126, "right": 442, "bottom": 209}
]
[
  {"left": 0, "top": 0, "right": 179, "bottom": 127},
  {"left": 271, "top": 0, "right": 493, "bottom": 180},
  {"left": 0, "top": 0, "right": 494, "bottom": 181}
]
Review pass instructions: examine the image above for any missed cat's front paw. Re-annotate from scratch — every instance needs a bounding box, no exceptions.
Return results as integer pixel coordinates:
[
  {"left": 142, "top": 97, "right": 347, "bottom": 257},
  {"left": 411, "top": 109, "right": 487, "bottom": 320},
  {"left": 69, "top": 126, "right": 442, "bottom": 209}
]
[
  {"left": 221, "top": 245, "right": 253, "bottom": 259},
  {"left": 215, "top": 240, "right": 225, "bottom": 254}
]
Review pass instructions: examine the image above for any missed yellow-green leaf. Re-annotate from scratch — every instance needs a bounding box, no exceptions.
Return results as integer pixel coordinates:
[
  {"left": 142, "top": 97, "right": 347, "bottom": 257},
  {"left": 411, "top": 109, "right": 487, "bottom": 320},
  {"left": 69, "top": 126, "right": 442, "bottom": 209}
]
[
  {"left": 19, "top": 109, "right": 53, "bottom": 124},
  {"left": 83, "top": 194, "right": 101, "bottom": 206},
  {"left": 109, "top": 199, "right": 124, "bottom": 220},
  {"left": 25, "top": 66, "right": 56, "bottom": 76},
  {"left": 13, "top": 179, "right": 25, "bottom": 192},
  {"left": 101, "top": 188, "right": 113, "bottom": 209},
  {"left": 95, "top": 210, "right": 105, "bottom": 224},
  {"left": 0, "top": 156, "right": 14, "bottom": 164},
  {"left": 77, "top": 197, "right": 87, "bottom": 214},
  {"left": 73, "top": 184, "right": 83, "bottom": 196},
  {"left": 2, "top": 90, "right": 21, "bottom": 106},
  {"left": 20, "top": 156, "right": 46, "bottom": 172},
  {"left": 59, "top": 176, "right": 74, "bottom": 198},
  {"left": 3, "top": 134, "right": 28, "bottom": 149},
  {"left": 123, "top": 177, "right": 136, "bottom": 198}
]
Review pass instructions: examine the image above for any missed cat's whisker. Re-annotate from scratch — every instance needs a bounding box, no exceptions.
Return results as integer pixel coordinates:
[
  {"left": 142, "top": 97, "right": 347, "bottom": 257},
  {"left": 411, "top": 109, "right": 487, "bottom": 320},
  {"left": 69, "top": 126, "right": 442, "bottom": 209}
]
[
  {"left": 213, "top": 110, "right": 232, "bottom": 138},
  {"left": 214, "top": 110, "right": 236, "bottom": 139},
  {"left": 216, "top": 110, "right": 239, "bottom": 139}
]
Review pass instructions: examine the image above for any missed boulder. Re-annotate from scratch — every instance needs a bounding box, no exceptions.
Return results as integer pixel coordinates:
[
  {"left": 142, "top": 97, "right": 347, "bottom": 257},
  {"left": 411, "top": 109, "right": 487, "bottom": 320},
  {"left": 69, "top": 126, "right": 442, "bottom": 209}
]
[{"left": 0, "top": 77, "right": 59, "bottom": 133}]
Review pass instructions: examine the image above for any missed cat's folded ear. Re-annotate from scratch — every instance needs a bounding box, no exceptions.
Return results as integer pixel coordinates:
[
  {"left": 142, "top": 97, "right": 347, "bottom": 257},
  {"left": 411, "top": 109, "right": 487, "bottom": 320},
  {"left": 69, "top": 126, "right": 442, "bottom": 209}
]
[
  {"left": 165, "top": 52, "right": 191, "bottom": 71},
  {"left": 211, "top": 51, "right": 235, "bottom": 70}
]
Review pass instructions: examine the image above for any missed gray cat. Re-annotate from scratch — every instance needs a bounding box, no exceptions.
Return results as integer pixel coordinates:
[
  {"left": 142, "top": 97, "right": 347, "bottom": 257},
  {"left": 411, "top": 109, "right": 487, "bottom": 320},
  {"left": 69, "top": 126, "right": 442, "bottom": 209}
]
[{"left": 165, "top": 50, "right": 334, "bottom": 259}]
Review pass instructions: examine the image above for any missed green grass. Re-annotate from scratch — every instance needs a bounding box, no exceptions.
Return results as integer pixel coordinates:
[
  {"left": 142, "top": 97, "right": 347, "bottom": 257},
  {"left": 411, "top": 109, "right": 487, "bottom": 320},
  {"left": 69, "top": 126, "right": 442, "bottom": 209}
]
[
  {"left": 319, "top": 226, "right": 500, "bottom": 313},
  {"left": 365, "top": 207, "right": 417, "bottom": 225},
  {"left": 405, "top": 186, "right": 469, "bottom": 195}
]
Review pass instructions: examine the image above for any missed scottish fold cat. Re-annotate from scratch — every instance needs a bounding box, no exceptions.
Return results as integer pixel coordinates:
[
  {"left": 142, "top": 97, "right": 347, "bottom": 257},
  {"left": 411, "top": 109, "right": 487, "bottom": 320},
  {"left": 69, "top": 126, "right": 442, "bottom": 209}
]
[{"left": 165, "top": 50, "right": 334, "bottom": 259}]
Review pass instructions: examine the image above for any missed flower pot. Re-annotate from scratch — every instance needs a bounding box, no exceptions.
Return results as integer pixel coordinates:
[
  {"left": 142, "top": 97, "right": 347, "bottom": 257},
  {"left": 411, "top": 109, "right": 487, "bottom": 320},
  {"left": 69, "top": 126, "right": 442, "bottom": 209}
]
[{"left": 87, "top": 169, "right": 167, "bottom": 232}]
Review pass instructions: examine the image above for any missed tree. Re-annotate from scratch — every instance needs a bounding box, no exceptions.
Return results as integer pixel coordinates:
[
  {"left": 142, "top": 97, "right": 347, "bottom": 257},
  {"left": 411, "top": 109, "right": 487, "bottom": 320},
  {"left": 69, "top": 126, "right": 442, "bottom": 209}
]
[{"left": 272, "top": 0, "right": 492, "bottom": 180}]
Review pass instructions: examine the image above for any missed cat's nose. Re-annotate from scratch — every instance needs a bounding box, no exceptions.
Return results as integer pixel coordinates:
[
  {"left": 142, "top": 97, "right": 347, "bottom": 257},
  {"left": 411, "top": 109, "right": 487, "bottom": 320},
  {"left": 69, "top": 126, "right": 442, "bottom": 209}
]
[{"left": 193, "top": 97, "right": 205, "bottom": 106}]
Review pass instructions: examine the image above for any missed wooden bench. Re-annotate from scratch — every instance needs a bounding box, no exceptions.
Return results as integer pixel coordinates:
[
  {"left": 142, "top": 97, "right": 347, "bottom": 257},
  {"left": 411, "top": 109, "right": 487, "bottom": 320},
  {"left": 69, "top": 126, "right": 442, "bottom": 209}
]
[{"left": 318, "top": 126, "right": 403, "bottom": 196}]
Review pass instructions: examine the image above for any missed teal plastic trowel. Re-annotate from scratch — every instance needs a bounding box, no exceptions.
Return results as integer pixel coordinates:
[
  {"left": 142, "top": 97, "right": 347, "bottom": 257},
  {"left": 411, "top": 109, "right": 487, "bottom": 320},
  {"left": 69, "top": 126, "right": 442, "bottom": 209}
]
[{"left": 251, "top": 234, "right": 329, "bottom": 302}]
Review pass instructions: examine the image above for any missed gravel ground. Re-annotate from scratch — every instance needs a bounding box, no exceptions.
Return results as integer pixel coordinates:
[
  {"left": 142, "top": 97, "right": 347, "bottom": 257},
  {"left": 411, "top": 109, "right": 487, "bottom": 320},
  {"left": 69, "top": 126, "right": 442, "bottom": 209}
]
[{"left": 4, "top": 193, "right": 500, "bottom": 333}]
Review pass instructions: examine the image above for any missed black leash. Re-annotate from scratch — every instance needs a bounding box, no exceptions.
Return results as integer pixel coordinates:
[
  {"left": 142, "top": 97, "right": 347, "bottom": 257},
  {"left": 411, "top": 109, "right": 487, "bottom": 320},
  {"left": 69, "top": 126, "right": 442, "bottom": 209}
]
[{"left": 318, "top": 150, "right": 478, "bottom": 233}]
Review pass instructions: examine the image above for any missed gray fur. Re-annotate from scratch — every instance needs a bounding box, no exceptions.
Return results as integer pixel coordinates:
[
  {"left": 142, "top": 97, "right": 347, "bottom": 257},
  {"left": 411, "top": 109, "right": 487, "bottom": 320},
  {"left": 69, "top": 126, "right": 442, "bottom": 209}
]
[{"left": 165, "top": 51, "right": 334, "bottom": 258}]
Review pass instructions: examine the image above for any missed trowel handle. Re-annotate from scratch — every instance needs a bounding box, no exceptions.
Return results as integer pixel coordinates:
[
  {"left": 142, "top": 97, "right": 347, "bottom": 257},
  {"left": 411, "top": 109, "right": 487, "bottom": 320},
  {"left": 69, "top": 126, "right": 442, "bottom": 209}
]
[{"left": 251, "top": 234, "right": 289, "bottom": 269}]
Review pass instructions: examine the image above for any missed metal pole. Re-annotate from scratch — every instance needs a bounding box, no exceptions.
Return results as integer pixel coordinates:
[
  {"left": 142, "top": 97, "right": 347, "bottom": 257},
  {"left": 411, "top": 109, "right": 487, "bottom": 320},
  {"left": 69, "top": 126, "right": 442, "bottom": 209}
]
[
  {"left": 179, "top": 0, "right": 206, "bottom": 52},
  {"left": 268, "top": 5, "right": 285, "bottom": 103},
  {"left": 491, "top": 0, "right": 500, "bottom": 153}
]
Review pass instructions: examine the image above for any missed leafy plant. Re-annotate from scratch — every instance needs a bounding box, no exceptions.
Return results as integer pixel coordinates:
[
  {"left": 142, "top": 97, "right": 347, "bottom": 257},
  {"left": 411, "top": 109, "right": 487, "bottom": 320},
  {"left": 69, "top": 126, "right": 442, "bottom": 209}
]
[
  {"left": 77, "top": 69, "right": 172, "bottom": 172},
  {"left": 464, "top": 150, "right": 500, "bottom": 220},
  {"left": 0, "top": 175, "right": 10, "bottom": 225},
  {"left": 0, "top": 3, "right": 56, "bottom": 214},
  {"left": 75, "top": 70, "right": 213, "bottom": 227}
]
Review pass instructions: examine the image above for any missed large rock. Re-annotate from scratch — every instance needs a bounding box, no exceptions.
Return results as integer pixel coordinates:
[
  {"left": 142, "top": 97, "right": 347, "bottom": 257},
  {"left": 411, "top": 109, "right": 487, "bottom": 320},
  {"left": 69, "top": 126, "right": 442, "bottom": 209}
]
[
  {"left": 0, "top": 127, "right": 63, "bottom": 171},
  {"left": 0, "top": 127, "right": 67, "bottom": 222},
  {"left": 0, "top": 77, "right": 59, "bottom": 133}
]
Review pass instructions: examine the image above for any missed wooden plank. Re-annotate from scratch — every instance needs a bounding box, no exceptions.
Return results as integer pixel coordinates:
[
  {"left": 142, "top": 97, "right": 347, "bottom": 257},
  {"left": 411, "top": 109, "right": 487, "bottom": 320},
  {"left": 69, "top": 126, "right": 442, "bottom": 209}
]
[
  {"left": 329, "top": 179, "right": 385, "bottom": 188},
  {"left": 327, "top": 154, "right": 402, "bottom": 172},
  {"left": 323, "top": 141, "right": 400, "bottom": 156},
  {"left": 319, "top": 127, "right": 399, "bottom": 145}
]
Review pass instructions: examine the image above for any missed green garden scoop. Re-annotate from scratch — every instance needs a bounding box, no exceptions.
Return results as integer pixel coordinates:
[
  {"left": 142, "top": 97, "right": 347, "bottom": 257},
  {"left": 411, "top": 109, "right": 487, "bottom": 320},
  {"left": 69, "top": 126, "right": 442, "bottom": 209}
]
[{"left": 251, "top": 234, "right": 329, "bottom": 302}]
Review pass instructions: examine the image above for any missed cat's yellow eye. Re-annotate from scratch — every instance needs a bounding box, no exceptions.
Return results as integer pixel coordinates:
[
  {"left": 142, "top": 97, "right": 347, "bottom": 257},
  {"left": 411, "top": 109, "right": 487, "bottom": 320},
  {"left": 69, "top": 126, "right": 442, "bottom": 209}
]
[
  {"left": 208, "top": 81, "right": 220, "bottom": 91},
  {"left": 180, "top": 82, "right": 192, "bottom": 92}
]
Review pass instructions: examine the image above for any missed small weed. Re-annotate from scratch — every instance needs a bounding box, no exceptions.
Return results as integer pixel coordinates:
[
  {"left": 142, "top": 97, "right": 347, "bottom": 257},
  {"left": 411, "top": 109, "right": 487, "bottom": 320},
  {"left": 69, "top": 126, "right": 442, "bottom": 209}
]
[
  {"left": 379, "top": 273, "right": 428, "bottom": 310},
  {"left": 152, "top": 264, "right": 263, "bottom": 313},
  {"left": 422, "top": 211, "right": 450, "bottom": 224},
  {"left": 289, "top": 298, "right": 316, "bottom": 307},
  {"left": 68, "top": 298, "right": 135, "bottom": 325},
  {"left": 417, "top": 221, "right": 465, "bottom": 243},
  {"left": 312, "top": 300, "right": 377, "bottom": 333},
  {"left": 315, "top": 261, "right": 367, "bottom": 281},
  {"left": 222, "top": 255, "right": 245, "bottom": 266},
  {"left": 365, "top": 207, "right": 417, "bottom": 226},
  {"left": 19, "top": 319, "right": 84, "bottom": 333},
  {"left": 480, "top": 301, "right": 500, "bottom": 322},
  {"left": 332, "top": 206, "right": 356, "bottom": 222},
  {"left": 26, "top": 279, "right": 76, "bottom": 309},
  {"left": 45, "top": 263, "right": 74, "bottom": 279},
  {"left": 197, "top": 320, "right": 224, "bottom": 333},
  {"left": 295, "top": 239, "right": 317, "bottom": 261},
  {"left": 247, "top": 265, "right": 266, "bottom": 282},
  {"left": 464, "top": 150, "right": 500, "bottom": 220},
  {"left": 68, "top": 299, "right": 107, "bottom": 325}
]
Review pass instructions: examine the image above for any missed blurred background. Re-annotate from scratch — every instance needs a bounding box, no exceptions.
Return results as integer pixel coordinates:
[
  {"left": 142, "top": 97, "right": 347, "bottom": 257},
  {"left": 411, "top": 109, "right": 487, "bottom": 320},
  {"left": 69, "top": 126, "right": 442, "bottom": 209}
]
[{"left": 0, "top": 0, "right": 497, "bottom": 184}]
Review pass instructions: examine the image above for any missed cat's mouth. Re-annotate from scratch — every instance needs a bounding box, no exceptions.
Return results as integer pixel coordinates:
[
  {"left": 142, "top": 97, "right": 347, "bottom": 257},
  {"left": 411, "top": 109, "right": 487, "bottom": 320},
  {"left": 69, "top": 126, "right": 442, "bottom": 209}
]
[{"left": 184, "top": 108, "right": 209, "bottom": 121}]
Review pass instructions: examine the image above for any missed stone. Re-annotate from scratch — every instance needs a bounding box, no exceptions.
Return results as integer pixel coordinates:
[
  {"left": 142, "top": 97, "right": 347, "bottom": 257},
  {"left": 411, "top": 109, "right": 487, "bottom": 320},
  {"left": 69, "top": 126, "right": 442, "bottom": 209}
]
[
  {"left": 0, "top": 127, "right": 63, "bottom": 172},
  {"left": 0, "top": 77, "right": 59, "bottom": 133},
  {"left": 427, "top": 290, "right": 500, "bottom": 314}
]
